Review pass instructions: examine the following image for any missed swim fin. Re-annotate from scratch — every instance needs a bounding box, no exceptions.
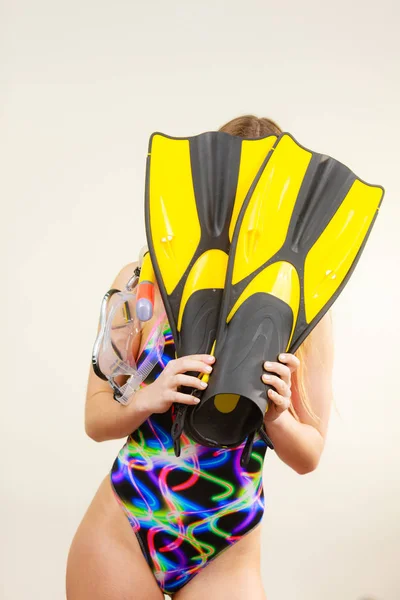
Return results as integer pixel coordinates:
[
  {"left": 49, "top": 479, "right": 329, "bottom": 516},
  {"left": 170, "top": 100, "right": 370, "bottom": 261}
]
[
  {"left": 186, "top": 133, "right": 384, "bottom": 452},
  {"left": 145, "top": 131, "right": 278, "bottom": 452}
]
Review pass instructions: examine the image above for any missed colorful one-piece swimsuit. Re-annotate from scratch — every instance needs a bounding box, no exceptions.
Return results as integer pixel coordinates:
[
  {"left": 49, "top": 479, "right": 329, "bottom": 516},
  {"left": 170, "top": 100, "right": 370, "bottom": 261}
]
[{"left": 110, "top": 321, "right": 268, "bottom": 596}]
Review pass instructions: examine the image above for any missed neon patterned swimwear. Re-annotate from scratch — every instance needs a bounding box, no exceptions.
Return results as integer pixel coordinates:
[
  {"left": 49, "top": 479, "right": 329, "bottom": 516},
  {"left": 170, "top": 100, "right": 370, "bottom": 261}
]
[{"left": 110, "top": 322, "right": 267, "bottom": 595}]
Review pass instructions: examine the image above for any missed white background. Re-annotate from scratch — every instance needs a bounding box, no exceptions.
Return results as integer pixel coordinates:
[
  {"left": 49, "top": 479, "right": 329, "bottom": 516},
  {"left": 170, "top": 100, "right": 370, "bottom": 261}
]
[{"left": 1, "top": 1, "right": 399, "bottom": 599}]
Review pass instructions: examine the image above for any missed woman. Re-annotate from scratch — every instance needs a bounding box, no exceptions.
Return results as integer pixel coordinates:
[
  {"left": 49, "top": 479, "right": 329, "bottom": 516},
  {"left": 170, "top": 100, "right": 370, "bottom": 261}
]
[{"left": 66, "top": 115, "right": 334, "bottom": 600}]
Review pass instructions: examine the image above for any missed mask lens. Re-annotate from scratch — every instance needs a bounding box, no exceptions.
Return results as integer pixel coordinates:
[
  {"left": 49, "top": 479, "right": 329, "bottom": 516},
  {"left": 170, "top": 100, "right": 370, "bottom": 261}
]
[{"left": 92, "top": 282, "right": 167, "bottom": 405}]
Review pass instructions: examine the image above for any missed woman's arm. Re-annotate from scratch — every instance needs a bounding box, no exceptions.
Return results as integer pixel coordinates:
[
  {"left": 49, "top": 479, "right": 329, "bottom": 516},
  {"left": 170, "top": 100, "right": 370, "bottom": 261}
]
[
  {"left": 264, "top": 313, "right": 334, "bottom": 474},
  {"left": 86, "top": 353, "right": 214, "bottom": 441},
  {"left": 85, "top": 262, "right": 214, "bottom": 442},
  {"left": 85, "top": 387, "right": 153, "bottom": 442}
]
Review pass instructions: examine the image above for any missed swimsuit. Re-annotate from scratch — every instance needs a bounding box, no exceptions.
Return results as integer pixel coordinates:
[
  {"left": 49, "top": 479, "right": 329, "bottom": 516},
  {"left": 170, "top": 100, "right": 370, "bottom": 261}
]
[{"left": 110, "top": 322, "right": 267, "bottom": 595}]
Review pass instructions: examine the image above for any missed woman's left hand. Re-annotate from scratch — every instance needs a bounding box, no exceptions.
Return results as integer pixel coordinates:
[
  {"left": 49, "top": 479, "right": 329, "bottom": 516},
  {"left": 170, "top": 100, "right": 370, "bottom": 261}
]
[{"left": 262, "top": 353, "right": 300, "bottom": 421}]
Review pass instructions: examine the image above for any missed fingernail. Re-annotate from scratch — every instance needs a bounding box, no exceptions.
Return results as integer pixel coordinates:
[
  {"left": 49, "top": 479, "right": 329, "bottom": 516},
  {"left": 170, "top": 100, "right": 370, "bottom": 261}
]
[
  {"left": 205, "top": 366, "right": 212, "bottom": 373},
  {"left": 279, "top": 354, "right": 286, "bottom": 361},
  {"left": 193, "top": 398, "right": 201, "bottom": 403},
  {"left": 263, "top": 374, "right": 272, "bottom": 381},
  {"left": 206, "top": 356, "right": 215, "bottom": 363},
  {"left": 200, "top": 381, "right": 208, "bottom": 388},
  {"left": 264, "top": 361, "right": 272, "bottom": 368}
]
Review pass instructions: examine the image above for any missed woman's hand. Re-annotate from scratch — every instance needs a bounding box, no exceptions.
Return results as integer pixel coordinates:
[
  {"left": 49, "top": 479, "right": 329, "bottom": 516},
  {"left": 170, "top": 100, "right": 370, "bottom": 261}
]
[
  {"left": 137, "top": 354, "right": 215, "bottom": 414},
  {"left": 262, "top": 353, "right": 300, "bottom": 422}
]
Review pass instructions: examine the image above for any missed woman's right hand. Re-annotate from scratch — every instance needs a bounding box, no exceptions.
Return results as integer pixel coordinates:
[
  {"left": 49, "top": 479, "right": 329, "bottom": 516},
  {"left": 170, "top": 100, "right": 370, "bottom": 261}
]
[{"left": 137, "top": 354, "right": 215, "bottom": 414}]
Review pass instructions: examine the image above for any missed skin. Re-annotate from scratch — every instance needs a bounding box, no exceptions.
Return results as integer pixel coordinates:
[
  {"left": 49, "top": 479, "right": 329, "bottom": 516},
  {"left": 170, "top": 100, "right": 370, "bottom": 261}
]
[{"left": 66, "top": 262, "right": 334, "bottom": 599}]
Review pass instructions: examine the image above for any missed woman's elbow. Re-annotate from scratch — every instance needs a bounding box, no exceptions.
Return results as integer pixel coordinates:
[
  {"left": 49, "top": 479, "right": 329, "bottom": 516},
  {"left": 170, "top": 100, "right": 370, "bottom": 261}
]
[
  {"left": 85, "top": 415, "right": 106, "bottom": 442},
  {"left": 295, "top": 453, "right": 321, "bottom": 475},
  {"left": 296, "top": 431, "right": 325, "bottom": 474}
]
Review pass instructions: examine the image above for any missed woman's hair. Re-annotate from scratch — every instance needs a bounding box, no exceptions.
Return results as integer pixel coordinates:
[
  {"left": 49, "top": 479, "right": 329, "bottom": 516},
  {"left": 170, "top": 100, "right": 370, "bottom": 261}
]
[{"left": 219, "top": 115, "right": 319, "bottom": 424}]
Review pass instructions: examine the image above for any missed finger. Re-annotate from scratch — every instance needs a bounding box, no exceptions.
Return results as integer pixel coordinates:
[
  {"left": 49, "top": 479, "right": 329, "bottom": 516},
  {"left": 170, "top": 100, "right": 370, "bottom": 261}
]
[
  {"left": 263, "top": 361, "right": 291, "bottom": 385},
  {"left": 267, "top": 388, "right": 291, "bottom": 411},
  {"left": 173, "top": 374, "right": 208, "bottom": 391},
  {"left": 184, "top": 354, "right": 215, "bottom": 363},
  {"left": 171, "top": 357, "right": 214, "bottom": 375},
  {"left": 172, "top": 391, "right": 201, "bottom": 405},
  {"left": 278, "top": 353, "right": 301, "bottom": 373},
  {"left": 262, "top": 373, "right": 290, "bottom": 397}
]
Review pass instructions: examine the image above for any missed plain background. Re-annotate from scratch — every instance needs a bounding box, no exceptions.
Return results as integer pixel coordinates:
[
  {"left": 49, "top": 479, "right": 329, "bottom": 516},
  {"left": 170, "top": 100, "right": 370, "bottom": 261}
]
[{"left": 1, "top": 1, "right": 399, "bottom": 599}]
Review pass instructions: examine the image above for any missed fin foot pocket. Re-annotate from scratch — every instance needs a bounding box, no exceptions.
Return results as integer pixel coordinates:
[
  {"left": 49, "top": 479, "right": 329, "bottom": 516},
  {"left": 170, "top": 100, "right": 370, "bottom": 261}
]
[{"left": 188, "top": 293, "right": 293, "bottom": 447}]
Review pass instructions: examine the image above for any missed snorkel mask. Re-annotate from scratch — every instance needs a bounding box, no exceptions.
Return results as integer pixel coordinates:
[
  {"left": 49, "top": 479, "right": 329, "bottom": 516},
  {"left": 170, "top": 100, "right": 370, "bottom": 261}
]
[{"left": 91, "top": 249, "right": 165, "bottom": 405}]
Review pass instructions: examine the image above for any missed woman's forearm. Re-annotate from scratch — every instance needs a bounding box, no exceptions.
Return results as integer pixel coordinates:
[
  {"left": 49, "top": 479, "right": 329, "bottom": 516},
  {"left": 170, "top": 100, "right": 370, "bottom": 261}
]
[
  {"left": 85, "top": 388, "right": 152, "bottom": 442},
  {"left": 264, "top": 410, "right": 325, "bottom": 474}
]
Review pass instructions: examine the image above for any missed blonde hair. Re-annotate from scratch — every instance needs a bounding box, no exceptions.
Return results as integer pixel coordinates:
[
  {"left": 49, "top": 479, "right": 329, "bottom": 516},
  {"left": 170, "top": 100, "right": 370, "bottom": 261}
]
[
  {"left": 291, "top": 339, "right": 320, "bottom": 423},
  {"left": 219, "top": 114, "right": 320, "bottom": 425}
]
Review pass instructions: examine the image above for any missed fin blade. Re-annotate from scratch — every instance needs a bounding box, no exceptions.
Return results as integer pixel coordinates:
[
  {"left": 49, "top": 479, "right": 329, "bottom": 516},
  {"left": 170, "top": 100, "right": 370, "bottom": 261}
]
[
  {"left": 304, "top": 179, "right": 384, "bottom": 323},
  {"left": 148, "top": 135, "right": 201, "bottom": 296}
]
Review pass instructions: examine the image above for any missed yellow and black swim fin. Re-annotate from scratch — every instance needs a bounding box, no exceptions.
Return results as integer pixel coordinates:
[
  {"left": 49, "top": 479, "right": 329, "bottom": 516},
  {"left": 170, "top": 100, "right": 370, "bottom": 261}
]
[{"left": 187, "top": 133, "right": 384, "bottom": 457}]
